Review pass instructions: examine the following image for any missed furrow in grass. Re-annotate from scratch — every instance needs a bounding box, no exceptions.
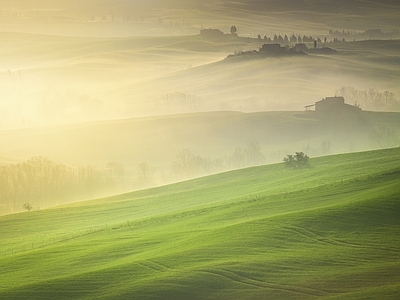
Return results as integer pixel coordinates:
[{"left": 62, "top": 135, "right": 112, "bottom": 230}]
[{"left": 219, "top": 268, "right": 333, "bottom": 297}]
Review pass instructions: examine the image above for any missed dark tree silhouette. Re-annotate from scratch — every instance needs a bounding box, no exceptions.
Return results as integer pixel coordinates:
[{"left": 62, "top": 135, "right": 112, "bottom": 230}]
[
  {"left": 284, "top": 152, "right": 310, "bottom": 169},
  {"left": 284, "top": 34, "right": 289, "bottom": 44},
  {"left": 23, "top": 203, "right": 33, "bottom": 212}
]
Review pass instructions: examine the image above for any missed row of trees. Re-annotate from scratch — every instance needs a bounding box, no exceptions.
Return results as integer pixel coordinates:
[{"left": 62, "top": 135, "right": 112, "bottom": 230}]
[
  {"left": 369, "top": 127, "right": 399, "bottom": 148},
  {"left": 0, "top": 140, "right": 267, "bottom": 215},
  {"left": 0, "top": 157, "right": 127, "bottom": 215},
  {"left": 336, "top": 86, "right": 399, "bottom": 111},
  {"left": 11, "top": 134, "right": 398, "bottom": 215},
  {"left": 159, "top": 92, "right": 203, "bottom": 114},
  {"left": 171, "top": 140, "right": 265, "bottom": 180},
  {"left": 257, "top": 34, "right": 322, "bottom": 44}
]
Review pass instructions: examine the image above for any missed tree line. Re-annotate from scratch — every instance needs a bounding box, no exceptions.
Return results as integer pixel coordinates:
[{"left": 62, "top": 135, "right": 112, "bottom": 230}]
[
  {"left": 0, "top": 140, "right": 267, "bottom": 215},
  {"left": 336, "top": 86, "right": 399, "bottom": 112},
  {"left": 171, "top": 140, "right": 265, "bottom": 180},
  {"left": 257, "top": 33, "right": 322, "bottom": 45},
  {"left": 9, "top": 138, "right": 378, "bottom": 215},
  {"left": 159, "top": 92, "right": 203, "bottom": 114},
  {"left": 0, "top": 157, "right": 124, "bottom": 215}
]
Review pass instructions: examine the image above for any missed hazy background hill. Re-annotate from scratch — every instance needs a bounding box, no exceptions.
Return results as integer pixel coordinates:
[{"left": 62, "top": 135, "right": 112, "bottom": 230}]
[
  {"left": 0, "top": 110, "right": 399, "bottom": 214},
  {"left": 2, "top": 110, "right": 398, "bottom": 169},
  {"left": 1, "top": 33, "right": 400, "bottom": 129},
  {"left": 2, "top": 0, "right": 399, "bottom": 36},
  {"left": 1, "top": 0, "right": 400, "bottom": 129}
]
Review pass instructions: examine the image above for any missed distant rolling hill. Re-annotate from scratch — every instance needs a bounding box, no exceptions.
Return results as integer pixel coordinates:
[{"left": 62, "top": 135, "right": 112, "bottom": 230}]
[
  {"left": 1, "top": 110, "right": 399, "bottom": 173},
  {"left": 2, "top": 109, "right": 399, "bottom": 216},
  {"left": 3, "top": 0, "right": 399, "bottom": 36},
  {"left": 2, "top": 32, "right": 400, "bottom": 126},
  {"left": 149, "top": 39, "right": 400, "bottom": 114},
  {"left": 0, "top": 147, "right": 399, "bottom": 299}
]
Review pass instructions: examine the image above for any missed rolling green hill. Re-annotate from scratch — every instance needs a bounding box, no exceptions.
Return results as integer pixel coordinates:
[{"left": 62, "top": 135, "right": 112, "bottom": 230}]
[{"left": 1, "top": 147, "right": 399, "bottom": 299}]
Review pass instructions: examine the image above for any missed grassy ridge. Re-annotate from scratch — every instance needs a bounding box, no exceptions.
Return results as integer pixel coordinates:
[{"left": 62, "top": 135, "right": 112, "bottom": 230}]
[{"left": 0, "top": 148, "right": 400, "bottom": 299}]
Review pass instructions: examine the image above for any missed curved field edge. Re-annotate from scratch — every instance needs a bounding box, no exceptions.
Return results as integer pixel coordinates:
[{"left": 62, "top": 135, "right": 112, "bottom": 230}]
[{"left": 0, "top": 147, "right": 399, "bottom": 299}]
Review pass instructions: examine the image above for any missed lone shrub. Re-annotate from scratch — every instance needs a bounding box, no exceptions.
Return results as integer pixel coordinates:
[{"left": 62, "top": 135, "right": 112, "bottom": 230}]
[
  {"left": 23, "top": 203, "right": 33, "bottom": 212},
  {"left": 284, "top": 152, "right": 309, "bottom": 169}
]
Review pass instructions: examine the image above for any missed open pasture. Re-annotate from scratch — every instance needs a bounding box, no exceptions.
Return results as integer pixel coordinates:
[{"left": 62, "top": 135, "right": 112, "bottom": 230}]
[{"left": 0, "top": 147, "right": 399, "bottom": 299}]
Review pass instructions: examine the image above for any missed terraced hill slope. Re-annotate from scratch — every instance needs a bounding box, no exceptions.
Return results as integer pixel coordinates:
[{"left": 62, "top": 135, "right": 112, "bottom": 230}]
[{"left": 1, "top": 147, "right": 399, "bottom": 299}]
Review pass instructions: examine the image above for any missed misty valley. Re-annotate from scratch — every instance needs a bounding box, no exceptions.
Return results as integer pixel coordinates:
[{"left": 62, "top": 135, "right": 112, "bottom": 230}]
[{"left": 1, "top": 1, "right": 400, "bottom": 299}]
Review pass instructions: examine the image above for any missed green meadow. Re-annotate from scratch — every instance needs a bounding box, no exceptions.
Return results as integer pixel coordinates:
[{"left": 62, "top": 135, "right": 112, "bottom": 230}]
[{"left": 1, "top": 147, "right": 399, "bottom": 299}]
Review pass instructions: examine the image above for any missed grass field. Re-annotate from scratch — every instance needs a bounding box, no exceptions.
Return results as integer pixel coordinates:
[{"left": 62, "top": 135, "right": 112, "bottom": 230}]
[{"left": 1, "top": 147, "right": 399, "bottom": 299}]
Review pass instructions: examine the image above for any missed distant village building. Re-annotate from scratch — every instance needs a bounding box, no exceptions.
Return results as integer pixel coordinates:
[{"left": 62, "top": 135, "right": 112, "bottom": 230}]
[
  {"left": 294, "top": 43, "right": 336, "bottom": 54},
  {"left": 305, "top": 96, "right": 361, "bottom": 114},
  {"left": 293, "top": 43, "right": 308, "bottom": 52},
  {"left": 227, "top": 42, "right": 335, "bottom": 59},
  {"left": 200, "top": 28, "right": 224, "bottom": 38},
  {"left": 259, "top": 43, "right": 286, "bottom": 53}
]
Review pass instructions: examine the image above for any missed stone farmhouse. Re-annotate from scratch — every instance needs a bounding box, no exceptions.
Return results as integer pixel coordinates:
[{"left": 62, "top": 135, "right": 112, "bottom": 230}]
[{"left": 305, "top": 96, "right": 361, "bottom": 114}]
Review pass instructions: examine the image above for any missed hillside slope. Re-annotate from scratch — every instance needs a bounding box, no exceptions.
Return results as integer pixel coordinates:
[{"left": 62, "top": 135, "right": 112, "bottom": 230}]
[
  {"left": 2, "top": 0, "right": 399, "bottom": 36},
  {"left": 1, "top": 110, "right": 399, "bottom": 168},
  {"left": 0, "top": 147, "right": 399, "bottom": 299}
]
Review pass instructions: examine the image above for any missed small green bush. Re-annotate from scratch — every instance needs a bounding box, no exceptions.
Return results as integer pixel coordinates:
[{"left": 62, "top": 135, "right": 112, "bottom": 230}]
[{"left": 284, "top": 152, "right": 309, "bottom": 169}]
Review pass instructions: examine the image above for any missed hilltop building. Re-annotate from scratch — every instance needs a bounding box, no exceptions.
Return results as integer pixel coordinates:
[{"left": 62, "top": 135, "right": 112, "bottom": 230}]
[
  {"left": 200, "top": 28, "right": 225, "bottom": 38},
  {"left": 226, "top": 42, "right": 335, "bottom": 59},
  {"left": 259, "top": 43, "right": 286, "bottom": 53},
  {"left": 305, "top": 96, "right": 361, "bottom": 114},
  {"left": 293, "top": 43, "right": 308, "bottom": 52},
  {"left": 294, "top": 43, "right": 337, "bottom": 54}
]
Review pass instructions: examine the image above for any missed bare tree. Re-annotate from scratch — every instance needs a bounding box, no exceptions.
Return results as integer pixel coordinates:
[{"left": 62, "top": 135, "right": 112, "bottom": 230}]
[
  {"left": 172, "top": 149, "right": 202, "bottom": 179},
  {"left": 369, "top": 127, "right": 399, "bottom": 148},
  {"left": 137, "top": 162, "right": 155, "bottom": 188},
  {"left": 226, "top": 147, "right": 246, "bottom": 169},
  {"left": 245, "top": 140, "right": 265, "bottom": 166},
  {"left": 336, "top": 86, "right": 399, "bottom": 111}
]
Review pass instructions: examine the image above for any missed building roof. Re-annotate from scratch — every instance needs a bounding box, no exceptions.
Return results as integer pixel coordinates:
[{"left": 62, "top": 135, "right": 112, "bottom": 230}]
[{"left": 315, "top": 96, "right": 345, "bottom": 104}]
